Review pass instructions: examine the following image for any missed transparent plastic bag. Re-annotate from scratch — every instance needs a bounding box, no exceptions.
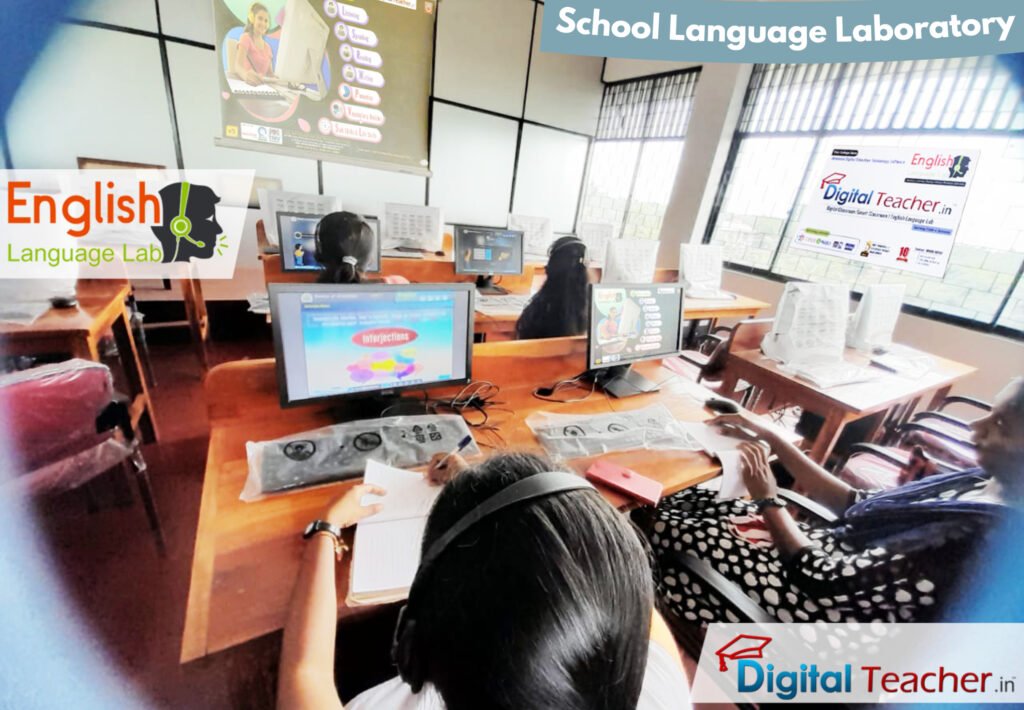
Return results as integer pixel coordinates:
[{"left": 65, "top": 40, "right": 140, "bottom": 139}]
[
  {"left": 0, "top": 359, "right": 115, "bottom": 475},
  {"left": 242, "top": 414, "right": 480, "bottom": 501},
  {"left": 525, "top": 403, "right": 705, "bottom": 461},
  {"left": 2, "top": 438, "right": 133, "bottom": 496}
]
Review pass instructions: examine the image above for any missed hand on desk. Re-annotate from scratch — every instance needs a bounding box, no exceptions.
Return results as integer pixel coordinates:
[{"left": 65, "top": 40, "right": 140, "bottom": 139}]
[
  {"left": 427, "top": 453, "right": 469, "bottom": 486},
  {"left": 708, "top": 411, "right": 772, "bottom": 443},
  {"left": 321, "top": 484, "right": 387, "bottom": 529},
  {"left": 738, "top": 442, "right": 777, "bottom": 500}
]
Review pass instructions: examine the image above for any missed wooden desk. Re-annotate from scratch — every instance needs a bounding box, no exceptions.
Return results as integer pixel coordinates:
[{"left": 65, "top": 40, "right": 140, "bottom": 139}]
[
  {"left": 182, "top": 337, "right": 724, "bottom": 663},
  {"left": 718, "top": 347, "right": 975, "bottom": 463},
  {"left": 0, "top": 280, "right": 158, "bottom": 442}
]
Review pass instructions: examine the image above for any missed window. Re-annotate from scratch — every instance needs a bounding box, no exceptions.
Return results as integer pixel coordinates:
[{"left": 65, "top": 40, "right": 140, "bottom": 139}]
[
  {"left": 707, "top": 57, "right": 1024, "bottom": 337},
  {"left": 578, "top": 70, "right": 700, "bottom": 240}
]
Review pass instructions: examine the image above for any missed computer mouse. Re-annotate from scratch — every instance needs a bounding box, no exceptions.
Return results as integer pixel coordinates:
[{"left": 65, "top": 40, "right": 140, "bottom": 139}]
[
  {"left": 50, "top": 295, "right": 78, "bottom": 309},
  {"left": 705, "top": 397, "right": 740, "bottom": 414}
]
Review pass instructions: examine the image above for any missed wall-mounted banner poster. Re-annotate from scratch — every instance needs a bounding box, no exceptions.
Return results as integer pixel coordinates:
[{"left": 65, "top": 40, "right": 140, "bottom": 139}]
[
  {"left": 213, "top": 0, "right": 435, "bottom": 174},
  {"left": 792, "top": 146, "right": 978, "bottom": 277}
]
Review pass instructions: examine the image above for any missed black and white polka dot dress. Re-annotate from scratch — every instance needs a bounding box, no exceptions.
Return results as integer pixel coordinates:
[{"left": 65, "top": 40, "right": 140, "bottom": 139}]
[{"left": 648, "top": 481, "right": 992, "bottom": 626}]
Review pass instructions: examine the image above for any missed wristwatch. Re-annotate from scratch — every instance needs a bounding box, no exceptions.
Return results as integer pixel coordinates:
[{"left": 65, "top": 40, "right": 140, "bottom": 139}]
[
  {"left": 303, "top": 520, "right": 349, "bottom": 560},
  {"left": 752, "top": 497, "right": 788, "bottom": 513}
]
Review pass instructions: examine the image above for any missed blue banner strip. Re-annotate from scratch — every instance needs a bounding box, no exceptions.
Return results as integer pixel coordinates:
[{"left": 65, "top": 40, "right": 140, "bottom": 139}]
[{"left": 541, "top": 0, "right": 1023, "bottom": 64}]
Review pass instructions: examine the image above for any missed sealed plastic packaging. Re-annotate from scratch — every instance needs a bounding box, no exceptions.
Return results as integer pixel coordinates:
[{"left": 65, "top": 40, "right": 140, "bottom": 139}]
[
  {"left": 0, "top": 359, "right": 131, "bottom": 493},
  {"left": 242, "top": 414, "right": 481, "bottom": 501},
  {"left": 526, "top": 403, "right": 705, "bottom": 461}
]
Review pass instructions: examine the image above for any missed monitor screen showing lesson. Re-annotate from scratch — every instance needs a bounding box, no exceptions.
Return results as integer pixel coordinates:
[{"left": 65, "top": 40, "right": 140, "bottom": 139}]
[
  {"left": 271, "top": 284, "right": 473, "bottom": 405},
  {"left": 279, "top": 212, "right": 381, "bottom": 273},
  {"left": 588, "top": 284, "right": 684, "bottom": 369},
  {"left": 454, "top": 227, "right": 524, "bottom": 276}
]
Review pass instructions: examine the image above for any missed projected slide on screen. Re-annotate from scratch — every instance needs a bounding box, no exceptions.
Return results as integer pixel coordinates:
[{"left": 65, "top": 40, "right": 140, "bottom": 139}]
[
  {"left": 213, "top": 0, "right": 435, "bottom": 174},
  {"left": 590, "top": 286, "right": 683, "bottom": 368},
  {"left": 300, "top": 291, "right": 459, "bottom": 397}
]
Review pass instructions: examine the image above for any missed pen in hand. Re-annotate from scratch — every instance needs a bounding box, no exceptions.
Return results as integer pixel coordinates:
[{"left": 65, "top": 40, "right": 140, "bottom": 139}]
[{"left": 436, "top": 435, "right": 472, "bottom": 470}]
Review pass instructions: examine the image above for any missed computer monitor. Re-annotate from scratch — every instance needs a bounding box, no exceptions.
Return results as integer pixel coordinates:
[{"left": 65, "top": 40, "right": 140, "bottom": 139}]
[
  {"left": 453, "top": 226, "right": 524, "bottom": 294},
  {"left": 269, "top": 282, "right": 475, "bottom": 411},
  {"left": 586, "top": 283, "right": 685, "bottom": 398},
  {"left": 278, "top": 212, "right": 381, "bottom": 274},
  {"left": 848, "top": 283, "right": 905, "bottom": 352},
  {"left": 275, "top": 0, "right": 330, "bottom": 96}
]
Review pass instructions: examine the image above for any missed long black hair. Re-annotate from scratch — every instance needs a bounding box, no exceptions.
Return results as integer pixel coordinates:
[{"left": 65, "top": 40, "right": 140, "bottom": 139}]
[
  {"left": 515, "top": 236, "right": 589, "bottom": 340},
  {"left": 314, "top": 211, "right": 374, "bottom": 284},
  {"left": 400, "top": 452, "right": 654, "bottom": 710}
]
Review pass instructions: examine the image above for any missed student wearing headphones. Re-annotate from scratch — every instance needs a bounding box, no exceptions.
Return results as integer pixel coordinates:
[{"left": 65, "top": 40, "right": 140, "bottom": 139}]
[
  {"left": 515, "top": 236, "right": 590, "bottom": 340},
  {"left": 315, "top": 211, "right": 408, "bottom": 285},
  {"left": 278, "top": 452, "right": 690, "bottom": 710}
]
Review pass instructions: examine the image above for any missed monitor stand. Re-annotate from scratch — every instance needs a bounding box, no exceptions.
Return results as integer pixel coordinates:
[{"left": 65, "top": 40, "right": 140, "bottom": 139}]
[
  {"left": 328, "top": 392, "right": 430, "bottom": 422},
  {"left": 587, "top": 365, "right": 660, "bottom": 399},
  {"left": 475, "top": 274, "right": 508, "bottom": 295}
]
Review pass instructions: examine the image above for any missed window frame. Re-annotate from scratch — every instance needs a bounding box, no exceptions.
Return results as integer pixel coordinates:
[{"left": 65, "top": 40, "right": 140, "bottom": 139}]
[
  {"left": 578, "top": 66, "right": 702, "bottom": 240},
  {"left": 703, "top": 61, "right": 1024, "bottom": 342}
]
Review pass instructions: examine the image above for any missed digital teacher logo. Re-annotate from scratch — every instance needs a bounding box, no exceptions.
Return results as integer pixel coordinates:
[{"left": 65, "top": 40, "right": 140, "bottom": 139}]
[
  {"left": 695, "top": 624, "right": 1022, "bottom": 704},
  {"left": 150, "top": 181, "right": 227, "bottom": 263}
]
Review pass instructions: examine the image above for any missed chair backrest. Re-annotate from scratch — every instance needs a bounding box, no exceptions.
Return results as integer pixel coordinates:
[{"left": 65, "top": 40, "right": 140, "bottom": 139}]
[
  {"left": 729, "top": 318, "right": 775, "bottom": 353},
  {"left": 0, "top": 360, "right": 113, "bottom": 471},
  {"left": 700, "top": 318, "right": 773, "bottom": 378}
]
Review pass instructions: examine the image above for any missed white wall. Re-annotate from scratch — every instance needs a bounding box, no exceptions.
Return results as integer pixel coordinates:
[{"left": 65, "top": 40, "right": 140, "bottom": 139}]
[
  {"left": 7, "top": 0, "right": 603, "bottom": 299},
  {"left": 721, "top": 269, "right": 1024, "bottom": 402}
]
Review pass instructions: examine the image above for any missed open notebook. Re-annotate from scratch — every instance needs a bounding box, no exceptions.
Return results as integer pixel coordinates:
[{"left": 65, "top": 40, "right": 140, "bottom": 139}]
[{"left": 347, "top": 460, "right": 442, "bottom": 606}]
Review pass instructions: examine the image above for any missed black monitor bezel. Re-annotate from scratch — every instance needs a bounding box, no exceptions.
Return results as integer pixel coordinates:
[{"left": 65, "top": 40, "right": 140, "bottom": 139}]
[
  {"left": 452, "top": 225, "right": 526, "bottom": 277},
  {"left": 278, "top": 211, "right": 383, "bottom": 274},
  {"left": 586, "top": 282, "right": 686, "bottom": 371},
  {"left": 268, "top": 282, "right": 476, "bottom": 409}
]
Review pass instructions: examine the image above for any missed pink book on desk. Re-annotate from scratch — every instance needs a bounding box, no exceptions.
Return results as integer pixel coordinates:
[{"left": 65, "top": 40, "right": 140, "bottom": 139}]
[{"left": 585, "top": 460, "right": 663, "bottom": 506}]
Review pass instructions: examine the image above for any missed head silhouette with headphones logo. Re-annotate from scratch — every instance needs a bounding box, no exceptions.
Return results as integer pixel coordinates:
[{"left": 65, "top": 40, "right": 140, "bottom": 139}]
[{"left": 151, "top": 181, "right": 224, "bottom": 263}]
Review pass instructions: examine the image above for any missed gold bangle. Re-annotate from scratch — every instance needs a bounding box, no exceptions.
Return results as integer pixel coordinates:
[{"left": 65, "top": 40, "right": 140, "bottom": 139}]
[{"left": 314, "top": 530, "right": 350, "bottom": 561}]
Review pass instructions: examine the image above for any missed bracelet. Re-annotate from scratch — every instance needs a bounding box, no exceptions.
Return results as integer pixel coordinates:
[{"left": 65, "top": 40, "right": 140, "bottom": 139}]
[
  {"left": 753, "top": 497, "right": 788, "bottom": 513},
  {"left": 314, "top": 530, "right": 350, "bottom": 561}
]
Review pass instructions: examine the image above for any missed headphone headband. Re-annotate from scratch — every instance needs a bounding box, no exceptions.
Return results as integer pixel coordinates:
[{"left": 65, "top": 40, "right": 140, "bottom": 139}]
[
  {"left": 548, "top": 236, "right": 586, "bottom": 258},
  {"left": 394, "top": 470, "right": 597, "bottom": 689},
  {"left": 416, "top": 471, "right": 595, "bottom": 574}
]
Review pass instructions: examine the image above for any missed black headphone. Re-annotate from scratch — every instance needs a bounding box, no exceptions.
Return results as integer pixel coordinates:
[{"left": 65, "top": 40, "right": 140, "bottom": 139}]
[
  {"left": 392, "top": 471, "right": 596, "bottom": 690},
  {"left": 548, "top": 236, "right": 586, "bottom": 260}
]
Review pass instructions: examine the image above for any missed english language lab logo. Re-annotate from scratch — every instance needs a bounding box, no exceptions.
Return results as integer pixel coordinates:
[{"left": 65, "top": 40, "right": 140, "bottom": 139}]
[
  {"left": 949, "top": 155, "right": 971, "bottom": 179},
  {"left": 150, "top": 181, "right": 227, "bottom": 263}
]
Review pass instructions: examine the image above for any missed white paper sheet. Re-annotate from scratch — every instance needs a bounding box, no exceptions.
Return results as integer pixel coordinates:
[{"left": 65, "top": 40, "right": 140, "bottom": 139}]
[
  {"left": 578, "top": 223, "right": 615, "bottom": 266},
  {"left": 383, "top": 203, "right": 443, "bottom": 251},
  {"left": 360, "top": 459, "right": 442, "bottom": 524},
  {"left": 350, "top": 516, "right": 426, "bottom": 597},
  {"left": 258, "top": 189, "right": 342, "bottom": 246},
  {"left": 509, "top": 214, "right": 554, "bottom": 260},
  {"left": 716, "top": 449, "right": 749, "bottom": 501},
  {"left": 350, "top": 460, "right": 442, "bottom": 601},
  {"left": 602, "top": 238, "right": 659, "bottom": 283}
]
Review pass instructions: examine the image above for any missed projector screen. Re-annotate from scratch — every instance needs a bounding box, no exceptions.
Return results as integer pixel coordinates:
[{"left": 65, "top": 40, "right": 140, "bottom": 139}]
[{"left": 212, "top": 0, "right": 435, "bottom": 175}]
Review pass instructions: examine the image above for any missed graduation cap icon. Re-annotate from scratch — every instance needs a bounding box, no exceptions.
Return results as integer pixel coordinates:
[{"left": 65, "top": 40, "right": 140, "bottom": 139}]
[
  {"left": 715, "top": 634, "right": 773, "bottom": 672},
  {"left": 820, "top": 173, "right": 846, "bottom": 189}
]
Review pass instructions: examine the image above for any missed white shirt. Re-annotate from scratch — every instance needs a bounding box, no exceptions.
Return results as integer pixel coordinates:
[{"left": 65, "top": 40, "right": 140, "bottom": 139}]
[{"left": 345, "top": 640, "right": 691, "bottom": 709}]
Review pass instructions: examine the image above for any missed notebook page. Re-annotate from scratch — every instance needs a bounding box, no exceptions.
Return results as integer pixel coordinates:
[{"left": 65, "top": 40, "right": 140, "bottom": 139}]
[
  {"left": 360, "top": 460, "right": 442, "bottom": 524},
  {"left": 350, "top": 516, "right": 427, "bottom": 597}
]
